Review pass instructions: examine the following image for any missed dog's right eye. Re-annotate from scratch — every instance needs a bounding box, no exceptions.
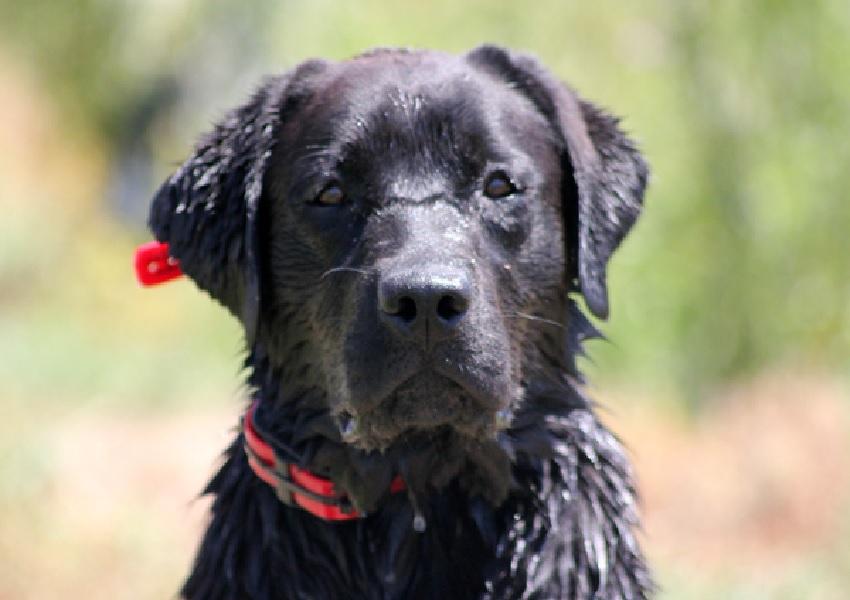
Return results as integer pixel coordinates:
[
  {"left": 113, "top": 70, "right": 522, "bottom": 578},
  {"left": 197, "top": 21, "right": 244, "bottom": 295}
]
[
  {"left": 483, "top": 171, "right": 517, "bottom": 199},
  {"left": 312, "top": 184, "right": 346, "bottom": 206}
]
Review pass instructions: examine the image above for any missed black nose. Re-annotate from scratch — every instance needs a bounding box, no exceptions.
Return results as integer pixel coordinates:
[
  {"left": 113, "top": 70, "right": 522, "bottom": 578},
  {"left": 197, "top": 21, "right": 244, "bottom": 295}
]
[{"left": 378, "top": 267, "right": 472, "bottom": 344}]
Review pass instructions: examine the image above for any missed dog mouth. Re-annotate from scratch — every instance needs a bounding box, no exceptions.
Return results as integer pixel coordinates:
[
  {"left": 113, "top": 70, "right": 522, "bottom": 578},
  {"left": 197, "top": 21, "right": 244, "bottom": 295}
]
[{"left": 336, "top": 371, "right": 511, "bottom": 451}]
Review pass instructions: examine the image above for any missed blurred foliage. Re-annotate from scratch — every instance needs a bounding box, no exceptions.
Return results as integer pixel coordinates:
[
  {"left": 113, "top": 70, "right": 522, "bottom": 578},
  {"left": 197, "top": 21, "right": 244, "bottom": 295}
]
[{"left": 0, "top": 0, "right": 847, "bottom": 397}]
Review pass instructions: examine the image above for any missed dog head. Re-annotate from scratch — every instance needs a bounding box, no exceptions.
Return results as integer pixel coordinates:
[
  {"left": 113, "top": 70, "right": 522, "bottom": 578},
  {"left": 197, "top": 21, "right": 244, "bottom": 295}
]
[{"left": 149, "top": 46, "right": 646, "bottom": 504}]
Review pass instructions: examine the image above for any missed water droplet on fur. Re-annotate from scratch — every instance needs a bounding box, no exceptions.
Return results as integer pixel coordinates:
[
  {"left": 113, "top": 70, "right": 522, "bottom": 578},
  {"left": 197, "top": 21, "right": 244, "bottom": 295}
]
[
  {"left": 338, "top": 412, "right": 357, "bottom": 439},
  {"left": 413, "top": 513, "right": 427, "bottom": 532},
  {"left": 496, "top": 408, "right": 513, "bottom": 428}
]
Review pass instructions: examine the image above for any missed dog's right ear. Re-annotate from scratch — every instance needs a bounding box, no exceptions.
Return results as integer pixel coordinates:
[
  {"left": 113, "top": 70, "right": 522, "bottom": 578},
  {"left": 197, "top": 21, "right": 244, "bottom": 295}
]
[{"left": 148, "top": 61, "right": 327, "bottom": 345}]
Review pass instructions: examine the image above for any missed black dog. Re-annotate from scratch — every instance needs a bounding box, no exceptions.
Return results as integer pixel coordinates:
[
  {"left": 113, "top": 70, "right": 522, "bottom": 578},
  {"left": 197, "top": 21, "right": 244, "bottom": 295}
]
[{"left": 148, "top": 46, "right": 651, "bottom": 599}]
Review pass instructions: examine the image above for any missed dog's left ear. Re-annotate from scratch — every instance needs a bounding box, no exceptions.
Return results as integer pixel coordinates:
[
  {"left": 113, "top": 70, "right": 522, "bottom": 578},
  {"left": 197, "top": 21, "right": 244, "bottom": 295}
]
[
  {"left": 148, "top": 62, "right": 326, "bottom": 344},
  {"left": 467, "top": 46, "right": 648, "bottom": 319}
]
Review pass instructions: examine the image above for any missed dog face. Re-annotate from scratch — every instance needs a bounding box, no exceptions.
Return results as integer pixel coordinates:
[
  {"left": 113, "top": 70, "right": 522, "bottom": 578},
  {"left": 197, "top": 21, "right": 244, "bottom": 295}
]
[
  {"left": 149, "top": 46, "right": 646, "bottom": 499},
  {"left": 264, "top": 51, "right": 566, "bottom": 450}
]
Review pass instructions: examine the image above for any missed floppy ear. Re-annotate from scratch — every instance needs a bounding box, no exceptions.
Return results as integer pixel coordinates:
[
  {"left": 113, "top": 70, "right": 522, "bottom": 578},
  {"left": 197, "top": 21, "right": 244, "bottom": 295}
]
[
  {"left": 467, "top": 45, "right": 648, "bottom": 319},
  {"left": 148, "top": 62, "right": 325, "bottom": 343}
]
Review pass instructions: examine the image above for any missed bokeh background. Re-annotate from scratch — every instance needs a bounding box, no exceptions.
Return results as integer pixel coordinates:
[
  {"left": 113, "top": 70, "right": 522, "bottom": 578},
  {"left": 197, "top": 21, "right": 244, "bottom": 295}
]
[{"left": 1, "top": 1, "right": 848, "bottom": 598}]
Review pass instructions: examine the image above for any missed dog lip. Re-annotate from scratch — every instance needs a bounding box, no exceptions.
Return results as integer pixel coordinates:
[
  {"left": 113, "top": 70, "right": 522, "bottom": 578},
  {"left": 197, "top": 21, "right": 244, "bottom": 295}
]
[
  {"left": 347, "top": 360, "right": 500, "bottom": 418},
  {"left": 341, "top": 366, "right": 505, "bottom": 448},
  {"left": 431, "top": 358, "right": 504, "bottom": 410},
  {"left": 386, "top": 366, "right": 498, "bottom": 414},
  {"left": 349, "top": 370, "right": 474, "bottom": 416},
  {"left": 363, "top": 369, "right": 460, "bottom": 412}
]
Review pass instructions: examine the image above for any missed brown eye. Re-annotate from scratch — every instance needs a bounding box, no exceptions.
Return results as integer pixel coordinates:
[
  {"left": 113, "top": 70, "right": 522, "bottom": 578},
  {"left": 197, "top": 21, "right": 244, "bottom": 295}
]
[
  {"left": 314, "top": 184, "right": 345, "bottom": 206},
  {"left": 483, "top": 171, "right": 516, "bottom": 198}
]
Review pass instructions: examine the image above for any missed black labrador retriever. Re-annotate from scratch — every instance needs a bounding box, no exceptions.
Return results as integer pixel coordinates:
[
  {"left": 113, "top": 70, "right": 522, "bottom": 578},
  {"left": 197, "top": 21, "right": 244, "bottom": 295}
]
[{"left": 147, "top": 45, "right": 651, "bottom": 599}]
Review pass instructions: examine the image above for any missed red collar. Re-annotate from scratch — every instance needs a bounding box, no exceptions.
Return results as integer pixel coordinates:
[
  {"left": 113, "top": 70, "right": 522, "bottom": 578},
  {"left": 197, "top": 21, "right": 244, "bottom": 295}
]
[
  {"left": 243, "top": 401, "right": 406, "bottom": 521},
  {"left": 135, "top": 241, "right": 406, "bottom": 521}
]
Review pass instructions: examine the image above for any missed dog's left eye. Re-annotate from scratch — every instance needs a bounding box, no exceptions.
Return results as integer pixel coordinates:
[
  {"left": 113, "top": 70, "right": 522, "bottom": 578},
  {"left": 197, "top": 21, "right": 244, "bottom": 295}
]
[
  {"left": 483, "top": 171, "right": 517, "bottom": 199},
  {"left": 313, "top": 184, "right": 346, "bottom": 206}
]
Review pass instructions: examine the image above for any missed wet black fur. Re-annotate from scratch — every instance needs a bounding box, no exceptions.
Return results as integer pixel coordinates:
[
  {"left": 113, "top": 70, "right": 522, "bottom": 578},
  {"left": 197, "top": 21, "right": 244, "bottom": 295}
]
[{"left": 149, "top": 46, "right": 652, "bottom": 599}]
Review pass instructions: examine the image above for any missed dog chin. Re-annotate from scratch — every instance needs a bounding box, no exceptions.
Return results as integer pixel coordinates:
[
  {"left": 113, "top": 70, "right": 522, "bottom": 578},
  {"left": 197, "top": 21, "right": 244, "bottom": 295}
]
[
  {"left": 337, "top": 372, "right": 508, "bottom": 452},
  {"left": 329, "top": 374, "right": 517, "bottom": 509},
  {"left": 347, "top": 425, "right": 514, "bottom": 511}
]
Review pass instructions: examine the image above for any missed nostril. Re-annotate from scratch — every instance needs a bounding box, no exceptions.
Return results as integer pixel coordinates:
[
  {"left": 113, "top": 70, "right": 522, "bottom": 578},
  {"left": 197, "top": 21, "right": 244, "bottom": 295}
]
[
  {"left": 394, "top": 296, "right": 417, "bottom": 323},
  {"left": 436, "top": 293, "right": 467, "bottom": 322}
]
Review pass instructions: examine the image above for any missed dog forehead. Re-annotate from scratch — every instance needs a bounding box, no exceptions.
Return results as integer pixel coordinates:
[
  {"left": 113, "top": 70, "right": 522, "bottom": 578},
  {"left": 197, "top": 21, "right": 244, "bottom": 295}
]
[
  {"left": 325, "top": 49, "right": 481, "bottom": 103},
  {"left": 300, "top": 50, "right": 550, "bottom": 152}
]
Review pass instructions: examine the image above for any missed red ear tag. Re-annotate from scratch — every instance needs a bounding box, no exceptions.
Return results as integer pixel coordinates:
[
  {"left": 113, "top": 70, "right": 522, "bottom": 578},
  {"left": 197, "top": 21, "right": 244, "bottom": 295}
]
[{"left": 134, "top": 241, "right": 183, "bottom": 286}]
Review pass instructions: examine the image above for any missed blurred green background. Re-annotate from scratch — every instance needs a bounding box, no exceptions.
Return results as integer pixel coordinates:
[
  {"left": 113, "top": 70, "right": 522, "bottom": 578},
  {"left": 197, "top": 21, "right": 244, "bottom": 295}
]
[{"left": 0, "top": 1, "right": 848, "bottom": 598}]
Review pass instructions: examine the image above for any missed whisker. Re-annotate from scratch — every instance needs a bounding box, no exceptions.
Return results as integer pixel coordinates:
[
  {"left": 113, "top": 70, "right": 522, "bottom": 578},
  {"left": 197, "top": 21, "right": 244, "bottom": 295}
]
[
  {"left": 319, "top": 266, "right": 370, "bottom": 281},
  {"left": 507, "top": 311, "right": 565, "bottom": 329}
]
